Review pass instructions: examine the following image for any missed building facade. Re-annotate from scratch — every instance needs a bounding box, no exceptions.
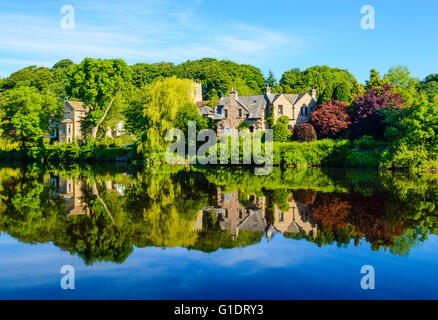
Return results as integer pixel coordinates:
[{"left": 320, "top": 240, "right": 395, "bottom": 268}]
[
  {"left": 200, "top": 86, "right": 317, "bottom": 137},
  {"left": 55, "top": 100, "right": 89, "bottom": 143}
]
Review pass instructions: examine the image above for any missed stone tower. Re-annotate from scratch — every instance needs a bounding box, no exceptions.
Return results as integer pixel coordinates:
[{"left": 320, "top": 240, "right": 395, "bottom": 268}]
[{"left": 193, "top": 82, "right": 203, "bottom": 103}]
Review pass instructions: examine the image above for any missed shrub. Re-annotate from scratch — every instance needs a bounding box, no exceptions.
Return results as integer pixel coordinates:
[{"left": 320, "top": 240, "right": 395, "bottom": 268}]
[
  {"left": 272, "top": 122, "right": 289, "bottom": 142},
  {"left": 292, "top": 123, "right": 317, "bottom": 142},
  {"left": 238, "top": 120, "right": 249, "bottom": 129}
]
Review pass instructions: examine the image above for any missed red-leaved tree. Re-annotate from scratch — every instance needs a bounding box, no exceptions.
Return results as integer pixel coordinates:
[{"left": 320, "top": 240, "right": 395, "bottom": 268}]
[
  {"left": 292, "top": 123, "right": 317, "bottom": 142},
  {"left": 309, "top": 99, "right": 352, "bottom": 138},
  {"left": 350, "top": 84, "right": 405, "bottom": 139}
]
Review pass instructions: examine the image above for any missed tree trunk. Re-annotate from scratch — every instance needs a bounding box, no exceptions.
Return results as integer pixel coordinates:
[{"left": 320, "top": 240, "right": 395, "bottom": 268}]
[{"left": 91, "top": 88, "right": 120, "bottom": 141}]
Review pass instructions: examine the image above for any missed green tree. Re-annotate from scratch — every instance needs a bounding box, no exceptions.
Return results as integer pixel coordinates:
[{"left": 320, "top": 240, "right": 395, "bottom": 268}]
[
  {"left": 384, "top": 65, "right": 420, "bottom": 106},
  {"left": 0, "top": 87, "right": 61, "bottom": 149},
  {"left": 0, "top": 66, "right": 54, "bottom": 92},
  {"left": 364, "top": 69, "right": 390, "bottom": 92},
  {"left": 66, "top": 58, "right": 132, "bottom": 140},
  {"left": 280, "top": 65, "right": 357, "bottom": 102},
  {"left": 265, "top": 70, "right": 277, "bottom": 88}
]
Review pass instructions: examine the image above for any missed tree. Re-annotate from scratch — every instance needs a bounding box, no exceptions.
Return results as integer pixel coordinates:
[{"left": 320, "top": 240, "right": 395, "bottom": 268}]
[
  {"left": 384, "top": 65, "right": 420, "bottom": 106},
  {"left": 174, "top": 104, "right": 210, "bottom": 137},
  {"left": 66, "top": 58, "right": 132, "bottom": 141},
  {"left": 265, "top": 70, "right": 277, "bottom": 88},
  {"left": 292, "top": 123, "right": 317, "bottom": 142},
  {"left": 309, "top": 99, "right": 352, "bottom": 139},
  {"left": 0, "top": 66, "right": 54, "bottom": 92},
  {"left": 52, "top": 59, "right": 75, "bottom": 70},
  {"left": 0, "top": 87, "right": 61, "bottom": 149},
  {"left": 174, "top": 58, "right": 265, "bottom": 99},
  {"left": 280, "top": 65, "right": 357, "bottom": 102},
  {"left": 333, "top": 81, "right": 351, "bottom": 102},
  {"left": 385, "top": 96, "right": 438, "bottom": 154},
  {"left": 364, "top": 69, "right": 390, "bottom": 92},
  {"left": 419, "top": 73, "right": 438, "bottom": 103},
  {"left": 131, "top": 62, "right": 175, "bottom": 87},
  {"left": 128, "top": 77, "right": 198, "bottom": 158},
  {"left": 350, "top": 84, "right": 405, "bottom": 140}
]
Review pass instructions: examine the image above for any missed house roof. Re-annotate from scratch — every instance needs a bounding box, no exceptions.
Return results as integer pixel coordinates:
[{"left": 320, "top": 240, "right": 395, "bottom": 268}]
[
  {"left": 215, "top": 91, "right": 314, "bottom": 120},
  {"left": 195, "top": 100, "right": 210, "bottom": 108},
  {"left": 66, "top": 100, "right": 87, "bottom": 112}
]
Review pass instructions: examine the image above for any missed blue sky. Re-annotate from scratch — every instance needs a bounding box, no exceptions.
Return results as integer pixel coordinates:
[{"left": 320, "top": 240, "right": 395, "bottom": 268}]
[{"left": 0, "top": 0, "right": 437, "bottom": 83}]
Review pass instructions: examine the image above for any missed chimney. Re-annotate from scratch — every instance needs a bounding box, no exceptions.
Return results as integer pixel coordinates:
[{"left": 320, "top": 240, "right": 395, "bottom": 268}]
[
  {"left": 230, "top": 87, "right": 238, "bottom": 107},
  {"left": 266, "top": 85, "right": 271, "bottom": 94},
  {"left": 310, "top": 86, "right": 317, "bottom": 99}
]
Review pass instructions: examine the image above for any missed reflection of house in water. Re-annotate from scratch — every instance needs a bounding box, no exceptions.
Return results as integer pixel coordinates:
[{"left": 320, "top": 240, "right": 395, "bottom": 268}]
[
  {"left": 46, "top": 174, "right": 89, "bottom": 216},
  {"left": 196, "top": 188, "right": 317, "bottom": 240}
]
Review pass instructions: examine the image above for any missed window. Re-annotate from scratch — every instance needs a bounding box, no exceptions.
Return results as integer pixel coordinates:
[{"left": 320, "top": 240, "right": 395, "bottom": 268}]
[
  {"left": 292, "top": 106, "right": 295, "bottom": 120},
  {"left": 64, "top": 113, "right": 70, "bottom": 120},
  {"left": 67, "top": 125, "right": 71, "bottom": 134},
  {"left": 279, "top": 212, "right": 284, "bottom": 222},
  {"left": 278, "top": 105, "right": 283, "bottom": 115},
  {"left": 239, "top": 109, "right": 242, "bottom": 118},
  {"left": 224, "top": 110, "right": 228, "bottom": 118},
  {"left": 239, "top": 210, "right": 243, "bottom": 219}
]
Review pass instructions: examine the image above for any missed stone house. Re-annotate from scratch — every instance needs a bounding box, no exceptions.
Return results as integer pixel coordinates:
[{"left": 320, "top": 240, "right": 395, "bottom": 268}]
[
  {"left": 200, "top": 86, "right": 317, "bottom": 137},
  {"left": 195, "top": 188, "right": 317, "bottom": 241},
  {"left": 50, "top": 100, "right": 89, "bottom": 143}
]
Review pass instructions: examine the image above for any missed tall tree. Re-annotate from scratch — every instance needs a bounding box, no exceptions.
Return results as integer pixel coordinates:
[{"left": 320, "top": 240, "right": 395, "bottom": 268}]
[
  {"left": 66, "top": 58, "right": 132, "bottom": 140},
  {"left": 0, "top": 87, "right": 61, "bottom": 149},
  {"left": 384, "top": 65, "right": 420, "bottom": 106},
  {"left": 350, "top": 84, "right": 405, "bottom": 139}
]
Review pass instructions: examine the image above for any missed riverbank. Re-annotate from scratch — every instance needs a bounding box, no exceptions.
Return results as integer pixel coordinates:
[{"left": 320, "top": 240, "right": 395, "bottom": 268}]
[{"left": 1, "top": 138, "right": 436, "bottom": 172}]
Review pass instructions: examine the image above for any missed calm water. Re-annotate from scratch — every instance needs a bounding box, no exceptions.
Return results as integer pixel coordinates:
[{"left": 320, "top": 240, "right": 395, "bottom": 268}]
[{"left": 0, "top": 164, "right": 437, "bottom": 299}]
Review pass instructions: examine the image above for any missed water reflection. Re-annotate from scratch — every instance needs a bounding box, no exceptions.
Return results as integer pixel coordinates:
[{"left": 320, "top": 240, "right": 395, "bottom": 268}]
[{"left": 0, "top": 165, "right": 437, "bottom": 264}]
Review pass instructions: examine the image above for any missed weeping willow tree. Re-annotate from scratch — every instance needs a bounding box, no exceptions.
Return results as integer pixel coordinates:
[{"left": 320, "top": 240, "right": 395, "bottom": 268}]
[{"left": 130, "top": 76, "right": 198, "bottom": 164}]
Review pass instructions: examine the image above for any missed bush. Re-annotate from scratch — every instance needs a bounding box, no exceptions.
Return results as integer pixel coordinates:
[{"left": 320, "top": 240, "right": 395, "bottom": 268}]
[
  {"left": 238, "top": 121, "right": 249, "bottom": 129},
  {"left": 292, "top": 123, "right": 317, "bottom": 142},
  {"left": 380, "top": 143, "right": 429, "bottom": 172},
  {"left": 273, "top": 139, "right": 351, "bottom": 167},
  {"left": 272, "top": 122, "right": 289, "bottom": 142}
]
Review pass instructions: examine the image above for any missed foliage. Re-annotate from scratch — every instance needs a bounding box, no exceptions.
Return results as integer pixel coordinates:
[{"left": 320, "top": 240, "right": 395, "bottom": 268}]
[
  {"left": 66, "top": 58, "right": 132, "bottom": 138},
  {"left": 129, "top": 77, "right": 198, "bottom": 161},
  {"left": 292, "top": 123, "right": 317, "bottom": 142},
  {"left": 384, "top": 65, "right": 420, "bottom": 106},
  {"left": 279, "top": 65, "right": 357, "bottom": 103},
  {"left": 309, "top": 99, "right": 351, "bottom": 139},
  {"left": 0, "top": 87, "right": 61, "bottom": 149},
  {"left": 174, "top": 104, "right": 211, "bottom": 136},
  {"left": 350, "top": 84, "right": 405, "bottom": 140},
  {"left": 272, "top": 116, "right": 290, "bottom": 142},
  {"left": 174, "top": 58, "right": 265, "bottom": 99}
]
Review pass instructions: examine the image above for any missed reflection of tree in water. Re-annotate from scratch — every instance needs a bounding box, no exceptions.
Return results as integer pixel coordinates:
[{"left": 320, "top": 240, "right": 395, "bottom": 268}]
[{"left": 0, "top": 165, "right": 437, "bottom": 264}]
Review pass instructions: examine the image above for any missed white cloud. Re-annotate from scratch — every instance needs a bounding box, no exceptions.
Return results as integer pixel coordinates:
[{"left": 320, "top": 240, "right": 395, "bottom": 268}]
[{"left": 0, "top": 0, "right": 306, "bottom": 76}]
